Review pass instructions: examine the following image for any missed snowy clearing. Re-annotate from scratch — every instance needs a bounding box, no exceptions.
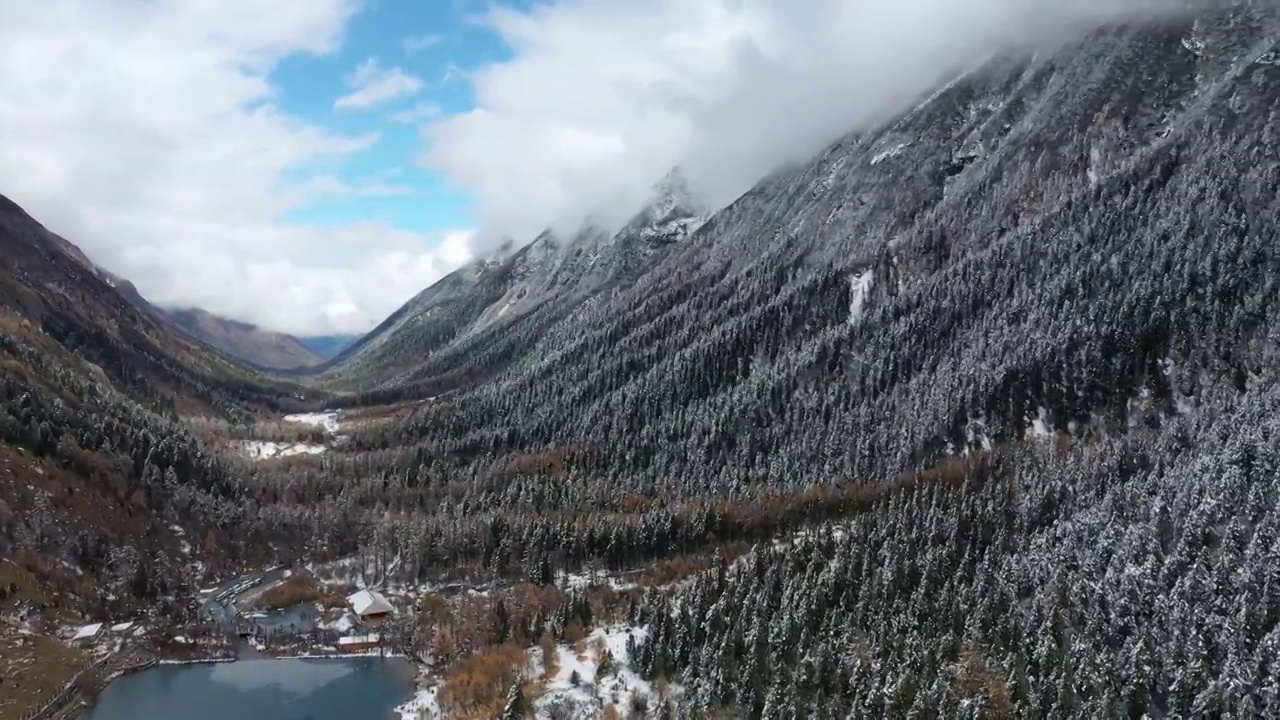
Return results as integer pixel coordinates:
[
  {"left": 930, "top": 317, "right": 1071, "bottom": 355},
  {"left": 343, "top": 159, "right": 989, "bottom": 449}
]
[
  {"left": 283, "top": 411, "right": 342, "bottom": 433},
  {"left": 1027, "top": 406, "right": 1054, "bottom": 440},
  {"left": 399, "top": 625, "right": 672, "bottom": 719},
  {"left": 557, "top": 569, "right": 638, "bottom": 593},
  {"left": 532, "top": 626, "right": 676, "bottom": 718},
  {"left": 242, "top": 440, "right": 326, "bottom": 460}
]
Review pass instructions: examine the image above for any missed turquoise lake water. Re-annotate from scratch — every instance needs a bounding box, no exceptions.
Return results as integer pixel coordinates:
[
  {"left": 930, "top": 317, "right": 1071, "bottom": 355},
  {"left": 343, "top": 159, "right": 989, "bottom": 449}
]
[{"left": 80, "top": 657, "right": 414, "bottom": 720}]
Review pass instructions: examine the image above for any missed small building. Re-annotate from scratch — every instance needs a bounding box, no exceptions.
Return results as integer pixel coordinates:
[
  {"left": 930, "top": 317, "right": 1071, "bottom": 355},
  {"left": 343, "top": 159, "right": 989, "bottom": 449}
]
[
  {"left": 346, "top": 590, "right": 394, "bottom": 624},
  {"left": 336, "top": 633, "right": 382, "bottom": 653},
  {"left": 110, "top": 621, "right": 136, "bottom": 635},
  {"left": 71, "top": 623, "right": 103, "bottom": 645}
]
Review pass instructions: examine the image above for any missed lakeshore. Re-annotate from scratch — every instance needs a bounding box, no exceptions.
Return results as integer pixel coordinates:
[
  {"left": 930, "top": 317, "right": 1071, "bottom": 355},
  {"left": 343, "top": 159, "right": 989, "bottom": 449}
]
[{"left": 80, "top": 656, "right": 416, "bottom": 720}]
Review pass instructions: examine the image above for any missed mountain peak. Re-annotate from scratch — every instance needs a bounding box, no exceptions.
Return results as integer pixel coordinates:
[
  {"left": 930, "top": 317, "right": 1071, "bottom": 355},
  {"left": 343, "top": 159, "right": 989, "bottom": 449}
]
[
  {"left": 653, "top": 166, "right": 696, "bottom": 206},
  {"left": 621, "top": 167, "right": 709, "bottom": 245}
]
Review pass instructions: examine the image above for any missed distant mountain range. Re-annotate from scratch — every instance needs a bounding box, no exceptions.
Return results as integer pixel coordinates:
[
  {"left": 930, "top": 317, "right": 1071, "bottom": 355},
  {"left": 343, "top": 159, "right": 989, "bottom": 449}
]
[
  {"left": 158, "top": 307, "right": 326, "bottom": 370},
  {"left": 296, "top": 333, "right": 360, "bottom": 358},
  {"left": 0, "top": 194, "right": 305, "bottom": 406},
  {"left": 28, "top": 228, "right": 352, "bottom": 370}
]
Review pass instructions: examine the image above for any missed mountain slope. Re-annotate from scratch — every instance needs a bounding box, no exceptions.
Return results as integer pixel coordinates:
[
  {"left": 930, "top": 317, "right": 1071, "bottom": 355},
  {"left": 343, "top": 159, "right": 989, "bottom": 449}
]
[
  {"left": 0, "top": 195, "right": 315, "bottom": 416},
  {"left": 292, "top": 7, "right": 1278, "bottom": 570},
  {"left": 161, "top": 307, "right": 324, "bottom": 370},
  {"left": 0, "top": 5, "right": 1275, "bottom": 717},
  {"left": 351, "top": 12, "right": 1277, "bottom": 472},
  {"left": 321, "top": 170, "right": 707, "bottom": 392},
  {"left": 301, "top": 9, "right": 1278, "bottom": 714},
  {"left": 297, "top": 334, "right": 359, "bottom": 358},
  {"left": 0, "top": 193, "right": 325, "bottom": 623},
  {"left": 36, "top": 223, "right": 325, "bottom": 371}
]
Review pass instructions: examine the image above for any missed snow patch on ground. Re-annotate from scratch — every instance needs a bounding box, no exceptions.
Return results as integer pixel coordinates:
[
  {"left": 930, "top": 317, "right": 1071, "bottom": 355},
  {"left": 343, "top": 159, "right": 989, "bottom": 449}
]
[
  {"left": 283, "top": 411, "right": 341, "bottom": 433},
  {"left": 870, "top": 142, "right": 910, "bottom": 165},
  {"left": 242, "top": 440, "right": 326, "bottom": 460},
  {"left": 965, "top": 416, "right": 994, "bottom": 451},
  {"left": 639, "top": 212, "right": 708, "bottom": 243},
  {"left": 1027, "top": 407, "right": 1054, "bottom": 440},
  {"left": 532, "top": 626, "right": 676, "bottom": 718},
  {"left": 318, "top": 611, "right": 357, "bottom": 633},
  {"left": 558, "top": 569, "right": 638, "bottom": 593},
  {"left": 396, "top": 686, "right": 440, "bottom": 720},
  {"left": 849, "top": 270, "right": 874, "bottom": 324}
]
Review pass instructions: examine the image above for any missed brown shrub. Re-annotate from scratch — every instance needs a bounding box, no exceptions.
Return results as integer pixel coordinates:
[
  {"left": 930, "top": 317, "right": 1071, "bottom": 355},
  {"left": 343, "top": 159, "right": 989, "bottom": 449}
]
[
  {"left": 539, "top": 633, "right": 560, "bottom": 681},
  {"left": 618, "top": 493, "right": 652, "bottom": 513},
  {"left": 951, "top": 645, "right": 1013, "bottom": 718},
  {"left": 563, "top": 621, "right": 587, "bottom": 646},
  {"left": 638, "top": 556, "right": 713, "bottom": 587},
  {"left": 495, "top": 445, "right": 593, "bottom": 480},
  {"left": 437, "top": 643, "right": 529, "bottom": 718},
  {"left": 254, "top": 576, "right": 321, "bottom": 610},
  {"left": 317, "top": 589, "right": 349, "bottom": 609},
  {"left": 594, "top": 642, "right": 614, "bottom": 678}
]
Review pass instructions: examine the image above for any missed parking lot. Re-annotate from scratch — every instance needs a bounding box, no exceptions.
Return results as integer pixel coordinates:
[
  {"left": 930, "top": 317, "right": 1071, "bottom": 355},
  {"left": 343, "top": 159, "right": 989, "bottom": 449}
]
[{"left": 200, "top": 566, "right": 289, "bottom": 631}]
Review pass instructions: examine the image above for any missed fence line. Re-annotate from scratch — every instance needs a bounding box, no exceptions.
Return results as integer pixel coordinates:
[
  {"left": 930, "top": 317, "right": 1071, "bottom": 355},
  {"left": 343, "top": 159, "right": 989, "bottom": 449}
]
[{"left": 20, "top": 643, "right": 145, "bottom": 720}]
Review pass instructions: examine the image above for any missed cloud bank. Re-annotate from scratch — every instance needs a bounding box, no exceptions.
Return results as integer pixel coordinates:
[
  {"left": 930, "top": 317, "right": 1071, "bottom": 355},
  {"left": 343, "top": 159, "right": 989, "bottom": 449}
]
[
  {"left": 0, "top": 0, "right": 471, "bottom": 336},
  {"left": 0, "top": 0, "right": 1189, "bottom": 336},
  {"left": 423, "top": 0, "right": 1188, "bottom": 248}
]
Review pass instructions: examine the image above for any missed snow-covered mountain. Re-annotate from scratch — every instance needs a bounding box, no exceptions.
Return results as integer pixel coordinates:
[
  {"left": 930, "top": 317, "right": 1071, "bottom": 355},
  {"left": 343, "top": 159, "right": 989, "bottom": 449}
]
[
  {"left": 323, "top": 6, "right": 1278, "bottom": 463},
  {"left": 321, "top": 169, "right": 707, "bottom": 387}
]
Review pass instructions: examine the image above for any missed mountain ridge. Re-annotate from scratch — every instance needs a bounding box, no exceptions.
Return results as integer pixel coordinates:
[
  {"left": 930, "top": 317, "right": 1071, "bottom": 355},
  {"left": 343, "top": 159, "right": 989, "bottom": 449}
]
[
  {"left": 158, "top": 306, "right": 326, "bottom": 370},
  {"left": 6, "top": 207, "right": 332, "bottom": 372},
  {"left": 316, "top": 168, "right": 708, "bottom": 388}
]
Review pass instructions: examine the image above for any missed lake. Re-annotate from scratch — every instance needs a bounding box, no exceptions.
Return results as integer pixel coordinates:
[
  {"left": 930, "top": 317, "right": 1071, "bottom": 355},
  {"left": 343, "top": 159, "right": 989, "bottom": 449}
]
[{"left": 81, "top": 657, "right": 416, "bottom": 720}]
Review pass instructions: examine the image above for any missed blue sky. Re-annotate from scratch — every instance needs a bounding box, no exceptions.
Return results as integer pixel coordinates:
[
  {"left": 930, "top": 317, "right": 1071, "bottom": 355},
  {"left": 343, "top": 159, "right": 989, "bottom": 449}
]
[{"left": 273, "top": 0, "right": 523, "bottom": 236}]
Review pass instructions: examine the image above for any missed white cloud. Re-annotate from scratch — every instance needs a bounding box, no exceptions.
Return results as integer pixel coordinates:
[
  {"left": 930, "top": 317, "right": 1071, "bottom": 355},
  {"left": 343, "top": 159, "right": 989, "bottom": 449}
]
[
  {"left": 389, "top": 102, "right": 444, "bottom": 123},
  {"left": 295, "top": 175, "right": 417, "bottom": 197},
  {"left": 404, "top": 33, "right": 444, "bottom": 53},
  {"left": 0, "top": 0, "right": 467, "bottom": 335},
  {"left": 0, "top": 0, "right": 1192, "bottom": 337},
  {"left": 335, "top": 58, "right": 426, "bottom": 110},
  {"left": 421, "top": 0, "right": 1190, "bottom": 247},
  {"left": 129, "top": 224, "right": 476, "bottom": 334}
]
